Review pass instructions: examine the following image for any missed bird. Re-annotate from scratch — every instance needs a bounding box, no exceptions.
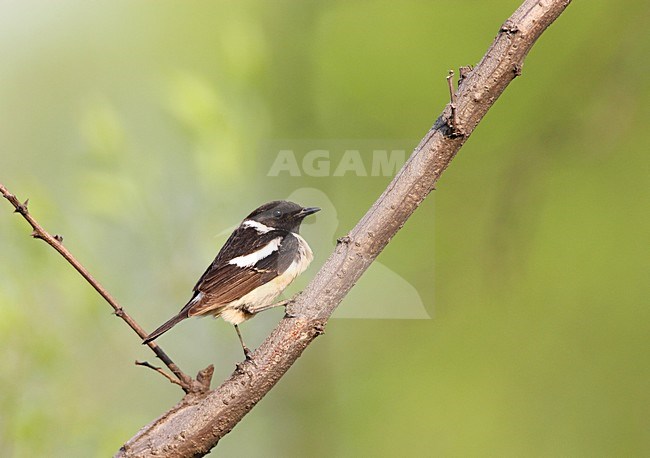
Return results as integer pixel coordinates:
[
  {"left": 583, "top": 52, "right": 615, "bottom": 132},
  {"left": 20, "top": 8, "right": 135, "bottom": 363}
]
[{"left": 143, "top": 200, "right": 320, "bottom": 358}]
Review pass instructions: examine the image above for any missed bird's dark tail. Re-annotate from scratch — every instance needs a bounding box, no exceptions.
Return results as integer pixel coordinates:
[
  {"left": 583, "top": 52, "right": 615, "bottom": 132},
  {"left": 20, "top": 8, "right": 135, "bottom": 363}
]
[{"left": 142, "top": 312, "right": 188, "bottom": 344}]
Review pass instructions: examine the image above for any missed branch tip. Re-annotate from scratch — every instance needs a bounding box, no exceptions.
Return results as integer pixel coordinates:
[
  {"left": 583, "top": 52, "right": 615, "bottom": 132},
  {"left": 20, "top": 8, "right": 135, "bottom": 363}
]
[
  {"left": 135, "top": 360, "right": 186, "bottom": 388},
  {"left": 446, "top": 69, "right": 456, "bottom": 102},
  {"left": 195, "top": 365, "right": 214, "bottom": 391}
]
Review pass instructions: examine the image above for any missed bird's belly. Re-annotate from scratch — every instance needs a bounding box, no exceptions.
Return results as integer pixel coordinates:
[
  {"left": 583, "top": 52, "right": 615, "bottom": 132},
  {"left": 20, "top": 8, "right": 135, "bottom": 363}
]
[
  {"left": 220, "top": 308, "right": 253, "bottom": 325},
  {"left": 220, "top": 272, "right": 295, "bottom": 325}
]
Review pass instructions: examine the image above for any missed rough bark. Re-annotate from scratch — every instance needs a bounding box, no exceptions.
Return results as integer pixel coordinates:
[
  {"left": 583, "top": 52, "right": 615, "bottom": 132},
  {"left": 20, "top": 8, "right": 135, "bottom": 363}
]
[{"left": 117, "top": 0, "right": 572, "bottom": 455}]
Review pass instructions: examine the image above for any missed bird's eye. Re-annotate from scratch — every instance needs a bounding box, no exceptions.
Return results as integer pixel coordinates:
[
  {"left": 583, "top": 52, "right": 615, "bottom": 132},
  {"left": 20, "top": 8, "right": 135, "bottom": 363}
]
[{"left": 273, "top": 209, "right": 282, "bottom": 218}]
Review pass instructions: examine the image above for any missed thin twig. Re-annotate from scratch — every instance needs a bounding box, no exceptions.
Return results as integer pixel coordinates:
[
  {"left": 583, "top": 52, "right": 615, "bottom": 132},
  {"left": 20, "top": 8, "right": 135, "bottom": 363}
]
[
  {"left": 0, "top": 183, "right": 195, "bottom": 393},
  {"left": 446, "top": 69, "right": 461, "bottom": 135},
  {"left": 136, "top": 361, "right": 184, "bottom": 387}
]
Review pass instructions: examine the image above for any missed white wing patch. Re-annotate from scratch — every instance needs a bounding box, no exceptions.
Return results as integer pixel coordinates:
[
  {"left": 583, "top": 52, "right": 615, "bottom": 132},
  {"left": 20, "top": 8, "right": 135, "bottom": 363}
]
[
  {"left": 242, "top": 220, "right": 272, "bottom": 233},
  {"left": 228, "top": 237, "right": 282, "bottom": 268}
]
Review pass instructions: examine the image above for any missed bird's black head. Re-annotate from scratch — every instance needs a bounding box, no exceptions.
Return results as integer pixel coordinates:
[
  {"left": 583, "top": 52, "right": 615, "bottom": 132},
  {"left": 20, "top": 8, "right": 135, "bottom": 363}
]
[{"left": 246, "top": 200, "right": 320, "bottom": 233}]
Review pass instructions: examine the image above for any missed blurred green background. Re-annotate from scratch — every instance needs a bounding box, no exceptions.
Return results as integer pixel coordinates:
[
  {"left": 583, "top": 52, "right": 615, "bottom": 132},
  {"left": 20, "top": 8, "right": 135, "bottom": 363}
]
[{"left": 1, "top": 1, "right": 648, "bottom": 456}]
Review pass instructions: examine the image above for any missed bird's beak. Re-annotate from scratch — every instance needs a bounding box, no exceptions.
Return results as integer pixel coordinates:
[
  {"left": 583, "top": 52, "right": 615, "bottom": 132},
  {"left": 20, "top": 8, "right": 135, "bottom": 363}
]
[{"left": 298, "top": 207, "right": 321, "bottom": 217}]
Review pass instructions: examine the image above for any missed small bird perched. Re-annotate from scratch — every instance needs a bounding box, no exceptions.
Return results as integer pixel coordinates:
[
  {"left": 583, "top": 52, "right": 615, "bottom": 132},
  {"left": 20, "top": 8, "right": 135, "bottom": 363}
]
[{"left": 143, "top": 200, "right": 320, "bottom": 358}]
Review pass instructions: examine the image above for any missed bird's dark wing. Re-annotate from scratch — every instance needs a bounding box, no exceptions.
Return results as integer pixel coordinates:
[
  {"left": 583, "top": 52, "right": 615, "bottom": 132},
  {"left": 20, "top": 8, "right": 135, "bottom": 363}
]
[
  {"left": 184, "top": 226, "right": 298, "bottom": 316},
  {"left": 194, "top": 225, "right": 284, "bottom": 287},
  {"left": 188, "top": 264, "right": 276, "bottom": 316}
]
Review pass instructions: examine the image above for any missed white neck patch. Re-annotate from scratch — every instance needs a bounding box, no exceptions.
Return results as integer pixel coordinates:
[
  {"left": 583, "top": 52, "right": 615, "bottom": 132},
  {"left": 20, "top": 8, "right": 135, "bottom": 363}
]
[
  {"left": 229, "top": 237, "right": 282, "bottom": 268},
  {"left": 242, "top": 220, "right": 272, "bottom": 234}
]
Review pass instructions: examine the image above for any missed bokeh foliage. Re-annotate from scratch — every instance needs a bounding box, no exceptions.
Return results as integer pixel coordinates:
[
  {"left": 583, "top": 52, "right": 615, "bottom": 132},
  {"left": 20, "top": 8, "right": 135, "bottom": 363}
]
[{"left": 1, "top": 1, "right": 648, "bottom": 456}]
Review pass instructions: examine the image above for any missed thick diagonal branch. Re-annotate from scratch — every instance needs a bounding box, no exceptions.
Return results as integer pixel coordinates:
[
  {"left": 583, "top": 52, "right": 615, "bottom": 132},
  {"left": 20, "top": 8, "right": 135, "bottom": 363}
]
[{"left": 117, "top": 1, "right": 572, "bottom": 455}]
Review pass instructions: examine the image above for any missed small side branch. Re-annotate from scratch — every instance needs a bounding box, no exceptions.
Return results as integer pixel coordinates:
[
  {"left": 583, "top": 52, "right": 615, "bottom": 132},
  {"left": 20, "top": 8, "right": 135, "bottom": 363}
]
[
  {"left": 0, "top": 183, "right": 196, "bottom": 393},
  {"left": 136, "top": 361, "right": 185, "bottom": 388},
  {"left": 446, "top": 70, "right": 463, "bottom": 137}
]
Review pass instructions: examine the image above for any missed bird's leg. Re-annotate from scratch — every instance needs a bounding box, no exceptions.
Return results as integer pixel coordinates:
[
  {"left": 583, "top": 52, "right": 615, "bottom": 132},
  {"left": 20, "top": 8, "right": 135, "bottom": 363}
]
[
  {"left": 248, "top": 299, "right": 289, "bottom": 314},
  {"left": 248, "top": 292, "right": 305, "bottom": 315},
  {"left": 234, "top": 324, "right": 252, "bottom": 359}
]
